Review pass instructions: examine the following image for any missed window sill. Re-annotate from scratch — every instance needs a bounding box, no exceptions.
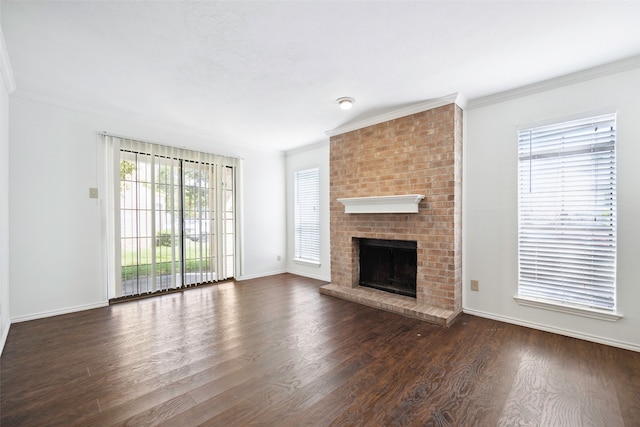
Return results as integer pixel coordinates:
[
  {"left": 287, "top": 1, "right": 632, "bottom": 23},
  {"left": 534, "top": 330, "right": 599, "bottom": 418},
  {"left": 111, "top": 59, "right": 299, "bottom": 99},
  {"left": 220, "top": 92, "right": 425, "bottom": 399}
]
[
  {"left": 294, "top": 259, "right": 321, "bottom": 268},
  {"left": 514, "top": 296, "right": 623, "bottom": 322}
]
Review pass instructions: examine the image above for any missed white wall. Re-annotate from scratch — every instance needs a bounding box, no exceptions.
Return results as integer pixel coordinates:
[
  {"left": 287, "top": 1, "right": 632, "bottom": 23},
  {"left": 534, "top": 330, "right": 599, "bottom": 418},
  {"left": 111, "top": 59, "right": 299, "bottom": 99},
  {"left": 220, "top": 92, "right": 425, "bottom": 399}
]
[
  {"left": 463, "top": 67, "right": 640, "bottom": 351},
  {"left": 285, "top": 142, "right": 331, "bottom": 282},
  {"left": 0, "top": 20, "right": 14, "bottom": 354},
  {"left": 0, "top": 55, "right": 10, "bottom": 353},
  {"left": 238, "top": 148, "right": 287, "bottom": 280},
  {"left": 9, "top": 96, "right": 286, "bottom": 321}
]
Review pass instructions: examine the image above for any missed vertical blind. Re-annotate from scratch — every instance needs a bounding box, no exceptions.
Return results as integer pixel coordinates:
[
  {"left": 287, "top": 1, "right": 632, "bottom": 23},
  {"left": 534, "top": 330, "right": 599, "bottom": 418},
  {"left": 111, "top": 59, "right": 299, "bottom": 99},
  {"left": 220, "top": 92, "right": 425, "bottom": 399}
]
[
  {"left": 294, "top": 167, "right": 320, "bottom": 263},
  {"left": 104, "top": 135, "right": 238, "bottom": 299},
  {"left": 517, "top": 113, "right": 617, "bottom": 311}
]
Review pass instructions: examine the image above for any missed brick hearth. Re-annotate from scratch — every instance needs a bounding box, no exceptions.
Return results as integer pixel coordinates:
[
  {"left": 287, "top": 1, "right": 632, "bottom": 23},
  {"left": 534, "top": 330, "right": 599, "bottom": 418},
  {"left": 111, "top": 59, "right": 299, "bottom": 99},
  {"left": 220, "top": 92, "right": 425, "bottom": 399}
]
[{"left": 320, "top": 102, "right": 463, "bottom": 326}]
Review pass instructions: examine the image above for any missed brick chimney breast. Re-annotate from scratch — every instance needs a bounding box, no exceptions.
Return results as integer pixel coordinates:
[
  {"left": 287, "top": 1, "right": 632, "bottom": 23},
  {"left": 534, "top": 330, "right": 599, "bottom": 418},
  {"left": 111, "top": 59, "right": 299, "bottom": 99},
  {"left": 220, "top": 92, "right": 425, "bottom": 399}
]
[{"left": 321, "top": 103, "right": 463, "bottom": 326}]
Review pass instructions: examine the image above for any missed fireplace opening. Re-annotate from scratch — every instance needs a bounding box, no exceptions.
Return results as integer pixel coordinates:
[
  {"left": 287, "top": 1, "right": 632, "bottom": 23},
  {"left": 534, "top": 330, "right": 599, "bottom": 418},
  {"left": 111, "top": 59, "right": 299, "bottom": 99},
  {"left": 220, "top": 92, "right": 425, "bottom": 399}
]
[{"left": 359, "top": 238, "right": 417, "bottom": 298}]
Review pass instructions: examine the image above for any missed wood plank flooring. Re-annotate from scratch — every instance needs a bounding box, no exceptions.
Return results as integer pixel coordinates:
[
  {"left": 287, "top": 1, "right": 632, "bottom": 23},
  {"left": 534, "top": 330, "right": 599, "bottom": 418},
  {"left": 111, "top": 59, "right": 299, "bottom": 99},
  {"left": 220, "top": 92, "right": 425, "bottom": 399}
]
[{"left": 1, "top": 273, "right": 638, "bottom": 426}]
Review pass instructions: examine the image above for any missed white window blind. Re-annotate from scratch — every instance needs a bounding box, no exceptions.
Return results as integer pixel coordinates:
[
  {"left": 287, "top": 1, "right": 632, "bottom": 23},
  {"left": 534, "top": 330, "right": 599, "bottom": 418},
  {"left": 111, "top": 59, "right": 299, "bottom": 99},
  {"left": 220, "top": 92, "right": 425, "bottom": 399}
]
[
  {"left": 517, "top": 113, "right": 617, "bottom": 311},
  {"left": 103, "top": 134, "right": 238, "bottom": 299},
  {"left": 294, "top": 167, "right": 320, "bottom": 264}
]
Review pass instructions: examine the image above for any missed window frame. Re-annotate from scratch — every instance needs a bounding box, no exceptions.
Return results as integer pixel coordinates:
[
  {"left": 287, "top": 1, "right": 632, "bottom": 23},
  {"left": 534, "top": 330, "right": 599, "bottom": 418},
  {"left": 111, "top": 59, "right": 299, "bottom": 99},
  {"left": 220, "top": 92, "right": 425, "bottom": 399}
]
[
  {"left": 515, "top": 109, "right": 622, "bottom": 321},
  {"left": 293, "top": 166, "right": 321, "bottom": 266}
]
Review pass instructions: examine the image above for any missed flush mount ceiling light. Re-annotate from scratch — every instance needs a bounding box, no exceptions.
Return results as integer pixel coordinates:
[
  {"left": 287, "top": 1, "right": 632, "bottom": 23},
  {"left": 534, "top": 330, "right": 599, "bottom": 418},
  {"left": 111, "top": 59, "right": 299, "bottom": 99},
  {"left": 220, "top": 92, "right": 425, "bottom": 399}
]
[{"left": 336, "top": 97, "right": 355, "bottom": 110}]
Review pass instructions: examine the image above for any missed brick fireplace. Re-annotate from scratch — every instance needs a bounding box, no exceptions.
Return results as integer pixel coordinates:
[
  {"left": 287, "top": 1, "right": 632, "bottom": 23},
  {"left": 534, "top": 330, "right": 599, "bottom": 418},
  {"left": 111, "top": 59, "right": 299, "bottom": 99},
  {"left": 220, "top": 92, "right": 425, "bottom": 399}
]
[{"left": 320, "top": 100, "right": 463, "bottom": 326}]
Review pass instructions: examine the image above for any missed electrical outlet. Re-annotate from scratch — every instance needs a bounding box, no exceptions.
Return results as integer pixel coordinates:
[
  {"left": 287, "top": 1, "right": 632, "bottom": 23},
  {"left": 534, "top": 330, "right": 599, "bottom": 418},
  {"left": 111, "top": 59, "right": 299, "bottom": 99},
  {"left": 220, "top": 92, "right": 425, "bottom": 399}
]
[
  {"left": 89, "top": 187, "right": 99, "bottom": 199},
  {"left": 470, "top": 280, "right": 479, "bottom": 291},
  {"left": 277, "top": 255, "right": 282, "bottom": 262}
]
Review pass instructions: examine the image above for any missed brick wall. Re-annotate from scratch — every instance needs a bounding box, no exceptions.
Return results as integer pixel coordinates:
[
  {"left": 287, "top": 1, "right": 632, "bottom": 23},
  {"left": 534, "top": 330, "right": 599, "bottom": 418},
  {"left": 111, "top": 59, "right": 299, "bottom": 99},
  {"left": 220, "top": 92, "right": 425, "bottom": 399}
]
[{"left": 330, "top": 103, "right": 462, "bottom": 313}]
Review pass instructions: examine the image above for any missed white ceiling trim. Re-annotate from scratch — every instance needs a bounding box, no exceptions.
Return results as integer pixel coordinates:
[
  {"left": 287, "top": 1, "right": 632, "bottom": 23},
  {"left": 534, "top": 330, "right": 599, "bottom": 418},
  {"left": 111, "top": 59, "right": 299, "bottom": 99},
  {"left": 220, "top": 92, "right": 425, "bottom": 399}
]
[
  {"left": 285, "top": 139, "right": 329, "bottom": 157},
  {"left": 325, "top": 93, "right": 467, "bottom": 138},
  {"left": 9, "top": 89, "right": 283, "bottom": 156},
  {"left": 0, "top": 27, "right": 16, "bottom": 93},
  {"left": 467, "top": 54, "right": 640, "bottom": 110}
]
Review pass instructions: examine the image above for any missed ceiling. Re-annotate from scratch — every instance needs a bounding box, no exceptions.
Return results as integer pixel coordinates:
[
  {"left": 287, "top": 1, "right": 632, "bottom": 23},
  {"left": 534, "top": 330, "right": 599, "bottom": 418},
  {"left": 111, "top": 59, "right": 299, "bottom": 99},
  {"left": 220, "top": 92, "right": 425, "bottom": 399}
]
[{"left": 2, "top": 1, "right": 640, "bottom": 152}]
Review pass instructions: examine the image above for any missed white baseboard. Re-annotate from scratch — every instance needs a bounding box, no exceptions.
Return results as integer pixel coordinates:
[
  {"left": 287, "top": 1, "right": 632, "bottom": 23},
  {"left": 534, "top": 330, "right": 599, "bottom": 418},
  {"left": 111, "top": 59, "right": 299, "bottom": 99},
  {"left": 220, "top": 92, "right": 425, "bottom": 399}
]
[
  {"left": 0, "top": 320, "right": 10, "bottom": 356},
  {"left": 286, "top": 269, "right": 331, "bottom": 282},
  {"left": 235, "top": 269, "right": 287, "bottom": 281},
  {"left": 236, "top": 270, "right": 330, "bottom": 283},
  {"left": 11, "top": 301, "right": 109, "bottom": 323},
  {"left": 463, "top": 307, "right": 640, "bottom": 352}
]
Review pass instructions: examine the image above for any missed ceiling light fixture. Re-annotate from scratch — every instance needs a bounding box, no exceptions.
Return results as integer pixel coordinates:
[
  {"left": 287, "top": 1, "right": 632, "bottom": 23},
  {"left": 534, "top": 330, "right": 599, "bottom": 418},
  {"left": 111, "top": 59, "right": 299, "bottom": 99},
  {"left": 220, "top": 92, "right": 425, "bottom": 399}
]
[{"left": 336, "top": 97, "right": 355, "bottom": 110}]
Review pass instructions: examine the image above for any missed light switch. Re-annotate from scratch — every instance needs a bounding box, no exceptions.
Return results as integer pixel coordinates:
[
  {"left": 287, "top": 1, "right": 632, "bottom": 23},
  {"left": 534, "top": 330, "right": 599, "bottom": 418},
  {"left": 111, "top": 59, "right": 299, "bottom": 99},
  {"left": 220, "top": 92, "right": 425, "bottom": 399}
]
[{"left": 89, "top": 187, "right": 99, "bottom": 199}]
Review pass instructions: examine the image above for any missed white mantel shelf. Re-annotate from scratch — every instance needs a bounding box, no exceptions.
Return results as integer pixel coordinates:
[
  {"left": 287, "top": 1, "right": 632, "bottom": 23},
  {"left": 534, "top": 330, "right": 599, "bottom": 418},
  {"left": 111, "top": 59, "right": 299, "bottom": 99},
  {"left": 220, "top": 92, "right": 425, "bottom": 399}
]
[{"left": 337, "top": 194, "right": 425, "bottom": 214}]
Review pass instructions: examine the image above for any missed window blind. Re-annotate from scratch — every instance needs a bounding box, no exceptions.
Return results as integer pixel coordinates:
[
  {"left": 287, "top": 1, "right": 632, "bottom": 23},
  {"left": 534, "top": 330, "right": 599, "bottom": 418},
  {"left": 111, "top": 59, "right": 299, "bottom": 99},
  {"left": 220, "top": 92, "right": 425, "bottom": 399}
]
[
  {"left": 517, "top": 113, "right": 617, "bottom": 311},
  {"left": 103, "top": 134, "right": 238, "bottom": 299},
  {"left": 294, "top": 167, "right": 320, "bottom": 263}
]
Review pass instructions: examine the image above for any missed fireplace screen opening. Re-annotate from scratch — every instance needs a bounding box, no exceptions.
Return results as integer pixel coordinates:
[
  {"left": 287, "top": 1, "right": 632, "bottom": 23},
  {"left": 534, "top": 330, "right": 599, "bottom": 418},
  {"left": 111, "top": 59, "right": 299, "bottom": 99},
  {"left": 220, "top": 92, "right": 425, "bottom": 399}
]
[{"left": 359, "top": 238, "right": 417, "bottom": 298}]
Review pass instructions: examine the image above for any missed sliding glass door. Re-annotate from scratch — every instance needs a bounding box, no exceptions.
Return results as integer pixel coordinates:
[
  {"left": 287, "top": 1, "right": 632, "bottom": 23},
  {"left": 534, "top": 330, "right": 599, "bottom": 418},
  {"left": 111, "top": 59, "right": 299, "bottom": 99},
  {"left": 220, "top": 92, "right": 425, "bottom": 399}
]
[
  {"left": 115, "top": 140, "right": 236, "bottom": 298},
  {"left": 181, "top": 161, "right": 235, "bottom": 286}
]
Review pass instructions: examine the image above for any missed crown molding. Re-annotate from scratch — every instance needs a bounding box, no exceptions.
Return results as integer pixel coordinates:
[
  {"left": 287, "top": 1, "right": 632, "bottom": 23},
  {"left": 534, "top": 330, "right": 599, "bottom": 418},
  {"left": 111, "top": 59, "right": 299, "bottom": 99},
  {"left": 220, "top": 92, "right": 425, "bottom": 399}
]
[
  {"left": 10, "top": 89, "right": 285, "bottom": 156},
  {"left": 326, "top": 92, "right": 466, "bottom": 137},
  {"left": 285, "top": 139, "right": 329, "bottom": 157},
  {"left": 467, "top": 55, "right": 640, "bottom": 110},
  {"left": 0, "top": 26, "right": 16, "bottom": 93}
]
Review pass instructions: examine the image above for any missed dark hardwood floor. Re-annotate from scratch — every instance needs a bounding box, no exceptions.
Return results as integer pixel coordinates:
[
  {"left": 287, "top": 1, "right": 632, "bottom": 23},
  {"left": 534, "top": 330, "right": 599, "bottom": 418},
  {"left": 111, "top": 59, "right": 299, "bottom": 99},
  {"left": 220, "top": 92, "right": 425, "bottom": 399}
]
[{"left": 1, "top": 273, "right": 638, "bottom": 426}]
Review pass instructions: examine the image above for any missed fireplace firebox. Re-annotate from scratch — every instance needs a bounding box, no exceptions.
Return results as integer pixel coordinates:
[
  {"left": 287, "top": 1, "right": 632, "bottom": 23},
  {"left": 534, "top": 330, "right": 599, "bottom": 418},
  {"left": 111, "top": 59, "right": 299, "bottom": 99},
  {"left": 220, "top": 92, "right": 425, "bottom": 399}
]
[{"left": 359, "top": 238, "right": 417, "bottom": 298}]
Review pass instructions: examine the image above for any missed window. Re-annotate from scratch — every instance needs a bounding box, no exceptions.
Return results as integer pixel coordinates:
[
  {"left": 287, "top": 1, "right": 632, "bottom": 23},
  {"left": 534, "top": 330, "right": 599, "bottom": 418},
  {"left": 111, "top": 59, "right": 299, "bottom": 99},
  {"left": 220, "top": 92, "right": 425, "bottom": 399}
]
[
  {"left": 517, "top": 112, "right": 617, "bottom": 313},
  {"left": 294, "top": 167, "right": 320, "bottom": 265},
  {"left": 105, "top": 135, "right": 238, "bottom": 299}
]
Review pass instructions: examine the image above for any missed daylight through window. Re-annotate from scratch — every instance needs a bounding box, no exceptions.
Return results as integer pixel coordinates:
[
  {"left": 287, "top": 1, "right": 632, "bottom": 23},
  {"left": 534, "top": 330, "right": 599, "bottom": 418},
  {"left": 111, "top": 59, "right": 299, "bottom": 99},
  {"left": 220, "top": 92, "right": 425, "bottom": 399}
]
[
  {"left": 106, "top": 136, "right": 238, "bottom": 299},
  {"left": 517, "top": 112, "right": 617, "bottom": 311},
  {"left": 294, "top": 167, "right": 320, "bottom": 264}
]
